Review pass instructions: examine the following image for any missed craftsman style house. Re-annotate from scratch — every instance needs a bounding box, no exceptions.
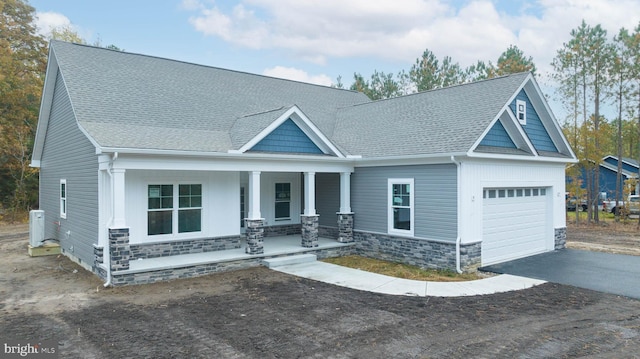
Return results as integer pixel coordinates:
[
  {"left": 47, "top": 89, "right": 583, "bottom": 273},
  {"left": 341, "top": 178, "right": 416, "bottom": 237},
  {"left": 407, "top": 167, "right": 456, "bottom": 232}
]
[{"left": 32, "top": 41, "right": 576, "bottom": 285}]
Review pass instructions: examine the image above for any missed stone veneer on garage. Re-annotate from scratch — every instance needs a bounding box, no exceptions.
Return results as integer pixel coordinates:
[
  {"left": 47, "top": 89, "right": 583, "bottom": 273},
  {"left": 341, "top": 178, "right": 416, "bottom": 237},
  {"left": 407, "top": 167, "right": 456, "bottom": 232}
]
[
  {"left": 353, "top": 230, "right": 482, "bottom": 273},
  {"left": 554, "top": 227, "right": 567, "bottom": 250}
]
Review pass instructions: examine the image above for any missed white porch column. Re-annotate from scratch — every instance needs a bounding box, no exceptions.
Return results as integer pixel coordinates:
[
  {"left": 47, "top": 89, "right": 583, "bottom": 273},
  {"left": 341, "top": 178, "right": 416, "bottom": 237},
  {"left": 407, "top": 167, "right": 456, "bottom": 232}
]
[
  {"left": 111, "top": 168, "right": 127, "bottom": 228},
  {"left": 248, "top": 171, "right": 262, "bottom": 220},
  {"left": 337, "top": 172, "right": 354, "bottom": 243},
  {"left": 339, "top": 172, "right": 352, "bottom": 214},
  {"left": 304, "top": 172, "right": 316, "bottom": 216}
]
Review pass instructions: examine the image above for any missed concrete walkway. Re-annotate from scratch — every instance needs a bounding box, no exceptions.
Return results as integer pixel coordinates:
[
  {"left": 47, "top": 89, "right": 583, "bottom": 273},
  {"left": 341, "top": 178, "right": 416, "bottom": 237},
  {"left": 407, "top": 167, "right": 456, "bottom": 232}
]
[{"left": 264, "top": 255, "right": 546, "bottom": 297}]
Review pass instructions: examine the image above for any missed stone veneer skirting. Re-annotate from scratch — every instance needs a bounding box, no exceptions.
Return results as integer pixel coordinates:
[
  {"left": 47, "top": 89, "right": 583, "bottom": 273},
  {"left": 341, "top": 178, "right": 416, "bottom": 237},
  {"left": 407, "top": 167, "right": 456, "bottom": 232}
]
[
  {"left": 129, "top": 236, "right": 242, "bottom": 260},
  {"left": 554, "top": 227, "right": 567, "bottom": 250},
  {"left": 109, "top": 245, "right": 355, "bottom": 286},
  {"left": 263, "top": 224, "right": 301, "bottom": 237},
  {"left": 353, "top": 230, "right": 481, "bottom": 273}
]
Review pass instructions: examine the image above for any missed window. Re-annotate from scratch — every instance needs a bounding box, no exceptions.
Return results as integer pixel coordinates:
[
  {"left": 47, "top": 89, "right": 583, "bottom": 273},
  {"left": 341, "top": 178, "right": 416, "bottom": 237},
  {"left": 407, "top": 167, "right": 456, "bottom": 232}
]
[
  {"left": 178, "top": 184, "right": 202, "bottom": 233},
  {"left": 275, "top": 183, "right": 290, "bottom": 219},
  {"left": 148, "top": 184, "right": 202, "bottom": 236},
  {"left": 389, "top": 179, "right": 414, "bottom": 235},
  {"left": 516, "top": 99, "right": 527, "bottom": 125},
  {"left": 60, "top": 179, "right": 67, "bottom": 219}
]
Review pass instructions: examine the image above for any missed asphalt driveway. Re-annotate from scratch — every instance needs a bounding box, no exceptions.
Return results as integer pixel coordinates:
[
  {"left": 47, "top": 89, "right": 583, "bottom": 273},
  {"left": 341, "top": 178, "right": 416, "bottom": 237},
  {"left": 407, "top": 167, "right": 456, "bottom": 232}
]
[{"left": 481, "top": 249, "right": 640, "bottom": 299}]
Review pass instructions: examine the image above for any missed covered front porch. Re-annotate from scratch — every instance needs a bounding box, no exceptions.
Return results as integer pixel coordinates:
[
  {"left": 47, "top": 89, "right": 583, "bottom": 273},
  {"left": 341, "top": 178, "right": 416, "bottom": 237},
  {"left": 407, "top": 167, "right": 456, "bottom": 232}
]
[
  {"left": 106, "top": 235, "right": 356, "bottom": 285},
  {"left": 95, "top": 152, "right": 358, "bottom": 285}
]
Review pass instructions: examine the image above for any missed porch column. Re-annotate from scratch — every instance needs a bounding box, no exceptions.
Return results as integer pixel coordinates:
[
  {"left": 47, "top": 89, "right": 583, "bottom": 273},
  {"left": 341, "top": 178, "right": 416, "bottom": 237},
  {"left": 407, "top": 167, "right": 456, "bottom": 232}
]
[
  {"left": 109, "top": 168, "right": 130, "bottom": 272},
  {"left": 245, "top": 171, "right": 265, "bottom": 255},
  {"left": 337, "top": 172, "right": 354, "bottom": 243},
  {"left": 301, "top": 172, "right": 319, "bottom": 248},
  {"left": 112, "top": 168, "right": 127, "bottom": 228}
]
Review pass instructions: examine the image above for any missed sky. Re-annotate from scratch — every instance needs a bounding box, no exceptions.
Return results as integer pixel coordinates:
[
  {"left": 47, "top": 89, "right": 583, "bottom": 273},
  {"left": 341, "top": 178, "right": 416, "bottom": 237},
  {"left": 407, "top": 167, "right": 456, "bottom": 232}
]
[{"left": 29, "top": 0, "right": 640, "bottom": 122}]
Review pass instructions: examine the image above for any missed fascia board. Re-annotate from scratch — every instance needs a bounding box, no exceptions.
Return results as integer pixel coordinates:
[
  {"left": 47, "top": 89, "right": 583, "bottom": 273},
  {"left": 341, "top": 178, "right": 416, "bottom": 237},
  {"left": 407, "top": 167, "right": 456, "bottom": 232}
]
[{"left": 31, "top": 46, "right": 59, "bottom": 166}]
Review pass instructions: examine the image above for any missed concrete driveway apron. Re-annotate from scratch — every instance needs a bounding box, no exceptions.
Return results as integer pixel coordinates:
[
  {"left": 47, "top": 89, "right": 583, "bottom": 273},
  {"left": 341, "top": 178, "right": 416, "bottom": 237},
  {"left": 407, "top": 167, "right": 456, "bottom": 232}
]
[{"left": 481, "top": 249, "right": 640, "bottom": 300}]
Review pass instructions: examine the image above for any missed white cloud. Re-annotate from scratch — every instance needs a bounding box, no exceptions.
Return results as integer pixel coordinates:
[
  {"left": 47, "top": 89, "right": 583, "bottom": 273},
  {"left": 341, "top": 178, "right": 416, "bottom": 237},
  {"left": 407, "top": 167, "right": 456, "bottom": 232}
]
[
  {"left": 185, "top": 0, "right": 640, "bottom": 76},
  {"left": 262, "top": 66, "right": 333, "bottom": 86},
  {"left": 34, "top": 11, "right": 72, "bottom": 37}
]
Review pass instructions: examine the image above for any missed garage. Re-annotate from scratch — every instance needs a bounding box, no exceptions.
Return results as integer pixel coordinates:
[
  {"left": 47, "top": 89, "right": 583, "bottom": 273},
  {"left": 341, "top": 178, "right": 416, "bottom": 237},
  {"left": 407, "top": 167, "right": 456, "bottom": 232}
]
[{"left": 482, "top": 187, "right": 551, "bottom": 266}]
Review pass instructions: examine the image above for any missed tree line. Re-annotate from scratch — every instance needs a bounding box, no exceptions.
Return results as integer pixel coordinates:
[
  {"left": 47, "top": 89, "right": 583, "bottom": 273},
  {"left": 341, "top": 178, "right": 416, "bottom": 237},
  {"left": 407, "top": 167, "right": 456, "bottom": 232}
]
[
  {"left": 1, "top": 0, "right": 639, "bottom": 226},
  {"left": 0, "top": 0, "right": 120, "bottom": 221}
]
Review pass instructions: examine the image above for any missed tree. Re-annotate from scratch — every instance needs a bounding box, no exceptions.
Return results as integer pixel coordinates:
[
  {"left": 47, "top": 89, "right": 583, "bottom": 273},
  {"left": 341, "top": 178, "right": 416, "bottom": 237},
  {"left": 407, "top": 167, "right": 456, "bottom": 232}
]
[
  {"left": 495, "top": 45, "right": 537, "bottom": 76},
  {"left": 349, "top": 71, "right": 403, "bottom": 100},
  {"left": 0, "top": 0, "right": 47, "bottom": 220},
  {"left": 464, "top": 60, "right": 494, "bottom": 82},
  {"left": 409, "top": 49, "right": 465, "bottom": 92},
  {"left": 49, "top": 25, "right": 86, "bottom": 43}
]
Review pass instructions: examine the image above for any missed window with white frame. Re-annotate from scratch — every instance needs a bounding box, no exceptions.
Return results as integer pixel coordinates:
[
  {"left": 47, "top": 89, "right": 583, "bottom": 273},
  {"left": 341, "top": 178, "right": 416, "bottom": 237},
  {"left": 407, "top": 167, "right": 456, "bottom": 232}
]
[
  {"left": 148, "top": 184, "right": 202, "bottom": 236},
  {"left": 60, "top": 179, "right": 67, "bottom": 219},
  {"left": 388, "top": 179, "right": 414, "bottom": 235},
  {"left": 516, "top": 99, "right": 527, "bottom": 125},
  {"left": 275, "top": 183, "right": 291, "bottom": 220}
]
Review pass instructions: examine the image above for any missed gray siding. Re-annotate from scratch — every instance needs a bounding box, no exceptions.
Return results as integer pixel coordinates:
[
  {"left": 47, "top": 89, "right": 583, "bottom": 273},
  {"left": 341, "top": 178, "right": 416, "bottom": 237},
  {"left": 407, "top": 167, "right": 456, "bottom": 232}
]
[
  {"left": 316, "top": 173, "right": 340, "bottom": 227},
  {"left": 351, "top": 164, "right": 458, "bottom": 241},
  {"left": 39, "top": 70, "right": 99, "bottom": 267}
]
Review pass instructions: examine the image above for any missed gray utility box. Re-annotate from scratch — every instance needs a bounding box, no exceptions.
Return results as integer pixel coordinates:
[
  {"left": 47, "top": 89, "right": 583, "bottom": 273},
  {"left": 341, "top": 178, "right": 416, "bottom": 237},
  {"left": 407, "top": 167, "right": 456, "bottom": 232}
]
[{"left": 29, "top": 210, "right": 45, "bottom": 247}]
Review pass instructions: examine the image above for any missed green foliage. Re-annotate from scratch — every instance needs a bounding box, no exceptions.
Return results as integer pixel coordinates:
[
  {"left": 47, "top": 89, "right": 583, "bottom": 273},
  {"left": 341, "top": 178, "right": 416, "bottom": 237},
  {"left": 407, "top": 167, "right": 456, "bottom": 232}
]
[{"left": 0, "top": 0, "right": 47, "bottom": 220}]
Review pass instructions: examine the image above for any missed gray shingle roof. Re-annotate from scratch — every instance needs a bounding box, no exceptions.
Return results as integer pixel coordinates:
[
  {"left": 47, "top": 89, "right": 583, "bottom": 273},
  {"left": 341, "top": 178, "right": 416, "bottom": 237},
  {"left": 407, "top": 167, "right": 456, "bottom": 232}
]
[
  {"left": 333, "top": 72, "right": 529, "bottom": 157},
  {"left": 51, "top": 41, "right": 369, "bottom": 152},
  {"left": 50, "top": 41, "right": 530, "bottom": 158}
]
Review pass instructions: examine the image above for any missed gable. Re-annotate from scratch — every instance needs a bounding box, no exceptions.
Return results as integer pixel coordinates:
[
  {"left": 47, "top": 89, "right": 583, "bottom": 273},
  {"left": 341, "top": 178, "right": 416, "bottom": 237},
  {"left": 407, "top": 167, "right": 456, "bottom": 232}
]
[
  {"left": 510, "top": 90, "right": 557, "bottom": 152},
  {"left": 603, "top": 156, "right": 639, "bottom": 174},
  {"left": 249, "top": 118, "right": 323, "bottom": 154},
  {"left": 478, "top": 120, "right": 516, "bottom": 148}
]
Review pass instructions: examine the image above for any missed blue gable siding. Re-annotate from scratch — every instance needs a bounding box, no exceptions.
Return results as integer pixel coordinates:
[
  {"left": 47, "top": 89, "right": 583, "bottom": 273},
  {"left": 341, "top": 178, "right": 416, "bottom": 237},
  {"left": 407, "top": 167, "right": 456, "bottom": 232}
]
[
  {"left": 603, "top": 157, "right": 638, "bottom": 174},
  {"left": 479, "top": 120, "right": 516, "bottom": 148},
  {"left": 251, "top": 118, "right": 323, "bottom": 154},
  {"left": 511, "top": 90, "right": 557, "bottom": 152}
]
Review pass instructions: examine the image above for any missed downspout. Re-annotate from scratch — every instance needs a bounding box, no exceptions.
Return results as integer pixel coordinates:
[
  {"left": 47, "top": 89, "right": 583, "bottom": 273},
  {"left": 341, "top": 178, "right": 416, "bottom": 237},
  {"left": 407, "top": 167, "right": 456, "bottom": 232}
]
[
  {"left": 103, "top": 152, "right": 118, "bottom": 287},
  {"left": 451, "top": 156, "right": 463, "bottom": 273}
]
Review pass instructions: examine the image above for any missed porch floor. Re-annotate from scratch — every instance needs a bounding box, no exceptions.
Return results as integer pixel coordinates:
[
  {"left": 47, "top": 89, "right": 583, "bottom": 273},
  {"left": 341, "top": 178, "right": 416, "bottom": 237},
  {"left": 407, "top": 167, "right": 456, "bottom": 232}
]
[{"left": 125, "top": 236, "right": 354, "bottom": 274}]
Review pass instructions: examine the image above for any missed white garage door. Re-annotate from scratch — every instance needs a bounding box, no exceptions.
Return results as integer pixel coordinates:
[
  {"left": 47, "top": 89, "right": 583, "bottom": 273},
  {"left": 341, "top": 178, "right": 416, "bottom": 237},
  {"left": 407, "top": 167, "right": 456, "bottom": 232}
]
[{"left": 482, "top": 187, "right": 550, "bottom": 266}]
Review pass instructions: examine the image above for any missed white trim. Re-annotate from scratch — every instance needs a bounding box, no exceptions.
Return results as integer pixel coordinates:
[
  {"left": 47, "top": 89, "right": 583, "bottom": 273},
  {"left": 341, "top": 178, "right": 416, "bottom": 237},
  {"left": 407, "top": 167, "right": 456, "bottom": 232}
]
[
  {"left": 237, "top": 105, "right": 345, "bottom": 158},
  {"left": 146, "top": 183, "right": 203, "bottom": 238},
  {"left": 59, "top": 179, "right": 67, "bottom": 219},
  {"left": 516, "top": 99, "right": 527, "bottom": 125},
  {"left": 303, "top": 172, "right": 316, "bottom": 216},
  {"left": 339, "top": 172, "right": 351, "bottom": 213},
  {"left": 388, "top": 178, "right": 414, "bottom": 236}
]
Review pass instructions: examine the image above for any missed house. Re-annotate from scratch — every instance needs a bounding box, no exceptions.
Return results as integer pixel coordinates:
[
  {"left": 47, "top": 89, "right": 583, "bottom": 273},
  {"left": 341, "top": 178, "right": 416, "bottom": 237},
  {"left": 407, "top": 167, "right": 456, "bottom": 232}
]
[
  {"left": 31, "top": 41, "right": 576, "bottom": 285},
  {"left": 572, "top": 156, "right": 639, "bottom": 202}
]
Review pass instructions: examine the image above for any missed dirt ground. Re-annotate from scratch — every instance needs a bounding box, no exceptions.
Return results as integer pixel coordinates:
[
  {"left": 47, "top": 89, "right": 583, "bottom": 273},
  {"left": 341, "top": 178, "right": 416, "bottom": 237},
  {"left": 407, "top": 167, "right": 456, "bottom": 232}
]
[{"left": 1, "top": 224, "right": 640, "bottom": 358}]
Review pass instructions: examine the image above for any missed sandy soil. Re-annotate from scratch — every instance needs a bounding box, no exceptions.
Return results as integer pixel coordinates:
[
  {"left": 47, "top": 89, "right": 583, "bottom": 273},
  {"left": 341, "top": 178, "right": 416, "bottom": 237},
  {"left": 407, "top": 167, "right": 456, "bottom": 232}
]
[{"left": 1, "top": 224, "right": 640, "bottom": 358}]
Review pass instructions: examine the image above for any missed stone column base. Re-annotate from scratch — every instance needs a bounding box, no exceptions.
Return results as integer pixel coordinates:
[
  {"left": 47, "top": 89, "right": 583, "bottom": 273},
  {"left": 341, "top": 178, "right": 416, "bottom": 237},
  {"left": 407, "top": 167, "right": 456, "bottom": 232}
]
[
  {"left": 109, "top": 227, "right": 130, "bottom": 272},
  {"left": 337, "top": 212, "right": 354, "bottom": 243},
  {"left": 301, "top": 215, "right": 319, "bottom": 248},
  {"left": 245, "top": 219, "right": 265, "bottom": 255},
  {"left": 554, "top": 227, "right": 567, "bottom": 250}
]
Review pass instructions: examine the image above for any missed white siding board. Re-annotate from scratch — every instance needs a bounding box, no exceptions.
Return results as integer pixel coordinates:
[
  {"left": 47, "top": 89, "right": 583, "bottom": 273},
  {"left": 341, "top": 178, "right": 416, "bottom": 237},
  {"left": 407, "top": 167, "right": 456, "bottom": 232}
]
[
  {"left": 458, "top": 159, "right": 565, "bottom": 255},
  {"left": 125, "top": 170, "right": 240, "bottom": 244}
]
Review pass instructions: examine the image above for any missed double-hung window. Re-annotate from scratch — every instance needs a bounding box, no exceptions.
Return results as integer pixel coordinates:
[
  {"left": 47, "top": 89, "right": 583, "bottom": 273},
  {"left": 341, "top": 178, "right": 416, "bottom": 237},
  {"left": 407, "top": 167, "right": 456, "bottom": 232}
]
[
  {"left": 148, "top": 184, "right": 202, "bottom": 236},
  {"left": 60, "top": 179, "right": 67, "bottom": 219},
  {"left": 388, "top": 179, "right": 414, "bottom": 236},
  {"left": 275, "top": 183, "right": 291, "bottom": 220}
]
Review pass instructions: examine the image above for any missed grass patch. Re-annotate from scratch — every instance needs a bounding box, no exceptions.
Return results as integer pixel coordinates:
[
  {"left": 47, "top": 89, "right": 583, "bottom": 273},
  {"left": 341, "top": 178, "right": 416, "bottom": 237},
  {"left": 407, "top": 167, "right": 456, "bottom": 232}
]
[{"left": 322, "top": 255, "right": 480, "bottom": 282}]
